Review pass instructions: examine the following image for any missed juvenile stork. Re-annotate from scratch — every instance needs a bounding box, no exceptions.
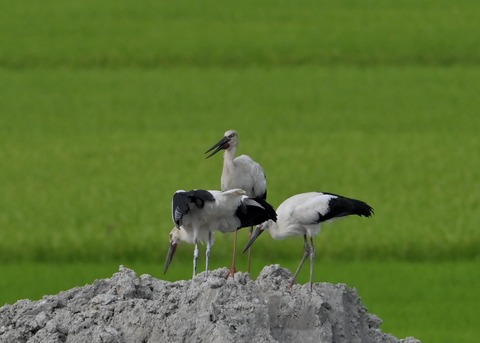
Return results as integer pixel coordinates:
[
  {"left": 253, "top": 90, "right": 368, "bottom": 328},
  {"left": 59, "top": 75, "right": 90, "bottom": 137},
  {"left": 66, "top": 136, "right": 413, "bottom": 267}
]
[
  {"left": 205, "top": 129, "right": 267, "bottom": 275},
  {"left": 171, "top": 188, "right": 276, "bottom": 278},
  {"left": 242, "top": 192, "right": 374, "bottom": 290}
]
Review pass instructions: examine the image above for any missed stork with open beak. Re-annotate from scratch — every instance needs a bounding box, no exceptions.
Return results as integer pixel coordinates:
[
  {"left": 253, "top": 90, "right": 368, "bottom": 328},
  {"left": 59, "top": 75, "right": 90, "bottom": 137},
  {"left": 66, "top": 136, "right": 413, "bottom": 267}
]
[{"left": 205, "top": 130, "right": 267, "bottom": 276}]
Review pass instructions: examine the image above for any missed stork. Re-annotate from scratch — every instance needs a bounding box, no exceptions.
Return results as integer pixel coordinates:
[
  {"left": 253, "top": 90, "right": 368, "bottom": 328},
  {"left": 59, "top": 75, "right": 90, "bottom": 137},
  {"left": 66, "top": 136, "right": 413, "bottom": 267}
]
[
  {"left": 171, "top": 188, "right": 276, "bottom": 278},
  {"left": 242, "top": 192, "right": 374, "bottom": 290},
  {"left": 205, "top": 129, "right": 267, "bottom": 275}
]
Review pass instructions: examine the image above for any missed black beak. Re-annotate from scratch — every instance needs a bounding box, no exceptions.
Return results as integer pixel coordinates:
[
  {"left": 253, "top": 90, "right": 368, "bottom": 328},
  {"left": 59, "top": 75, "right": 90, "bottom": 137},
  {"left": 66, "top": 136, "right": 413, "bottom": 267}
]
[
  {"left": 205, "top": 136, "right": 230, "bottom": 158},
  {"left": 164, "top": 242, "right": 178, "bottom": 274},
  {"left": 242, "top": 225, "right": 265, "bottom": 253}
]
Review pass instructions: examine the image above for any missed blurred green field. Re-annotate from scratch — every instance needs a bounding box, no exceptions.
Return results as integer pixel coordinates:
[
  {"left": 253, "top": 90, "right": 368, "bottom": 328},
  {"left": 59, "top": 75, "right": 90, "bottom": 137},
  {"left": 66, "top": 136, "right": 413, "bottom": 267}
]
[
  {"left": 1, "top": 0, "right": 480, "bottom": 68},
  {"left": 1, "top": 1, "right": 479, "bottom": 342},
  {"left": 1, "top": 66, "right": 479, "bottom": 262}
]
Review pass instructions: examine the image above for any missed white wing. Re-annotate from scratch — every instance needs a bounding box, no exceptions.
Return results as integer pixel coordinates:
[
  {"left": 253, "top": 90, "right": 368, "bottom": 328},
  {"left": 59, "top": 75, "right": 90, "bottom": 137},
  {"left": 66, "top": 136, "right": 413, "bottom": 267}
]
[
  {"left": 224, "top": 155, "right": 267, "bottom": 198},
  {"left": 290, "top": 192, "right": 336, "bottom": 225}
]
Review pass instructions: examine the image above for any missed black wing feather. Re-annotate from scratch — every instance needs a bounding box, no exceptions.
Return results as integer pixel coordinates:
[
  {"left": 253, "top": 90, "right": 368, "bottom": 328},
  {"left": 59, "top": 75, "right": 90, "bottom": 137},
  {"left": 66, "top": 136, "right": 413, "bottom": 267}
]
[
  {"left": 317, "top": 194, "right": 374, "bottom": 223},
  {"left": 190, "top": 189, "right": 215, "bottom": 208},
  {"left": 172, "top": 189, "right": 216, "bottom": 227},
  {"left": 235, "top": 197, "right": 277, "bottom": 228},
  {"left": 172, "top": 191, "right": 191, "bottom": 227}
]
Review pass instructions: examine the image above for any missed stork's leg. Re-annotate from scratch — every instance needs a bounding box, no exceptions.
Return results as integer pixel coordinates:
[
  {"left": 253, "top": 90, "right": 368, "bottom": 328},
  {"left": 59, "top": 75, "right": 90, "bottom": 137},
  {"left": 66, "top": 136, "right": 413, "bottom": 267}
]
[
  {"left": 225, "top": 230, "right": 238, "bottom": 278},
  {"left": 309, "top": 236, "right": 316, "bottom": 291},
  {"left": 206, "top": 232, "right": 212, "bottom": 276},
  {"left": 288, "top": 235, "right": 310, "bottom": 289},
  {"left": 247, "top": 226, "right": 253, "bottom": 273},
  {"left": 193, "top": 242, "right": 199, "bottom": 279}
]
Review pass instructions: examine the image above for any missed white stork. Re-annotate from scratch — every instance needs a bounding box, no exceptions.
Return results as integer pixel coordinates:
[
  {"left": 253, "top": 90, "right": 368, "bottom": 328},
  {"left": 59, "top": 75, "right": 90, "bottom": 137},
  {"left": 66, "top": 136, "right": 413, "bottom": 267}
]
[
  {"left": 242, "top": 192, "right": 374, "bottom": 290},
  {"left": 205, "top": 129, "right": 267, "bottom": 275},
  {"left": 170, "top": 188, "right": 276, "bottom": 278}
]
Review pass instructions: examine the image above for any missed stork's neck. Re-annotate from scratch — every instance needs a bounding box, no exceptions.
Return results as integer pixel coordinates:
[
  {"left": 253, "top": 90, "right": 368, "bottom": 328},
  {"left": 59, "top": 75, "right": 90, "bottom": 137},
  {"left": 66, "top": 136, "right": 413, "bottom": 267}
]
[
  {"left": 223, "top": 148, "right": 236, "bottom": 171},
  {"left": 263, "top": 220, "right": 280, "bottom": 238},
  {"left": 265, "top": 220, "right": 290, "bottom": 240}
]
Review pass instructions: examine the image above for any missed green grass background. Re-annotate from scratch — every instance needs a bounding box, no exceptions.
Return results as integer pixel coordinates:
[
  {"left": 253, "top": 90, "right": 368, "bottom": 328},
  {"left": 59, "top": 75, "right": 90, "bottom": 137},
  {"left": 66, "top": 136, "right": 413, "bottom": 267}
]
[{"left": 1, "top": 1, "right": 479, "bottom": 342}]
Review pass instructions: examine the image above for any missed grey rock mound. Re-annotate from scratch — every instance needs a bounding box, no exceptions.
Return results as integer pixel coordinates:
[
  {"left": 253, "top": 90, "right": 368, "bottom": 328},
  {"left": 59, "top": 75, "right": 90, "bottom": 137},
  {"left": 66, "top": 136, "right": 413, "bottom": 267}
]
[{"left": 0, "top": 265, "right": 420, "bottom": 343}]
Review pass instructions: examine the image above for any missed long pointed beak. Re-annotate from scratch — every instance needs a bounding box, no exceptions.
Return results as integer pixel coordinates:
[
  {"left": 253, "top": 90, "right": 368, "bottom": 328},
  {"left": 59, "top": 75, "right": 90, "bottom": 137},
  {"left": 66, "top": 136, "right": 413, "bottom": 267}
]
[
  {"left": 164, "top": 242, "right": 178, "bottom": 274},
  {"left": 242, "top": 226, "right": 265, "bottom": 253},
  {"left": 205, "top": 136, "right": 230, "bottom": 158}
]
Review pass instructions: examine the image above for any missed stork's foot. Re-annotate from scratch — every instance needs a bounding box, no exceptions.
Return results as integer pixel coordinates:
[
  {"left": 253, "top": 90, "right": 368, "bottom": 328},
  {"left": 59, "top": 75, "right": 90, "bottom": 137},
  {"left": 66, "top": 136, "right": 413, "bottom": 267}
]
[
  {"left": 224, "top": 266, "right": 236, "bottom": 279},
  {"left": 287, "top": 278, "right": 297, "bottom": 289}
]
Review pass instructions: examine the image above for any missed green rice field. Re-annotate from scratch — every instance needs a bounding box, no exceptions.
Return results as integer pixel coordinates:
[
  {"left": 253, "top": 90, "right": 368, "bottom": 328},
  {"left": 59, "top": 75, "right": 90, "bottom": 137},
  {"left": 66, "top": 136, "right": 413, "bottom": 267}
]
[{"left": 1, "top": 1, "right": 479, "bottom": 342}]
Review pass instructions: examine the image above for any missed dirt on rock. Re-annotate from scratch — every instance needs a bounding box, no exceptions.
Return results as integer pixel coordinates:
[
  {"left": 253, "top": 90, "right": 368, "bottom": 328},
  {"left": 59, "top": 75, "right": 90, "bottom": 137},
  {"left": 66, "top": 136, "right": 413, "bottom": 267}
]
[{"left": 0, "top": 265, "right": 420, "bottom": 343}]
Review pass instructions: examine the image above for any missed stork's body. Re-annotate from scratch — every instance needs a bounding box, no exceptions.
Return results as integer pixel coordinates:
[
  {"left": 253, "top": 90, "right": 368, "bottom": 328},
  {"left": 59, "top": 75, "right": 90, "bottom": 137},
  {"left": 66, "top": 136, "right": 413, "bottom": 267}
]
[
  {"left": 243, "top": 192, "right": 374, "bottom": 290},
  {"left": 206, "top": 130, "right": 267, "bottom": 275},
  {"left": 221, "top": 155, "right": 267, "bottom": 200},
  {"left": 168, "top": 188, "right": 276, "bottom": 277}
]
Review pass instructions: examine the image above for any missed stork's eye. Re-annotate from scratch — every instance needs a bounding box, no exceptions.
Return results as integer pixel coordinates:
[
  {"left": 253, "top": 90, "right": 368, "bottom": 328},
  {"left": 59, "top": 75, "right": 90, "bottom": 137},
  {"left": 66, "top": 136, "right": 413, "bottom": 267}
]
[{"left": 228, "top": 134, "right": 235, "bottom": 138}]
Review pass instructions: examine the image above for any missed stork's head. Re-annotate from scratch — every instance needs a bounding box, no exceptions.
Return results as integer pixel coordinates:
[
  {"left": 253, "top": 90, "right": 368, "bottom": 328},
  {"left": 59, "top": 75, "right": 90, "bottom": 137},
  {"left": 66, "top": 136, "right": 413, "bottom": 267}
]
[
  {"left": 242, "top": 219, "right": 273, "bottom": 253},
  {"left": 164, "top": 227, "right": 182, "bottom": 274},
  {"left": 205, "top": 129, "right": 238, "bottom": 158}
]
